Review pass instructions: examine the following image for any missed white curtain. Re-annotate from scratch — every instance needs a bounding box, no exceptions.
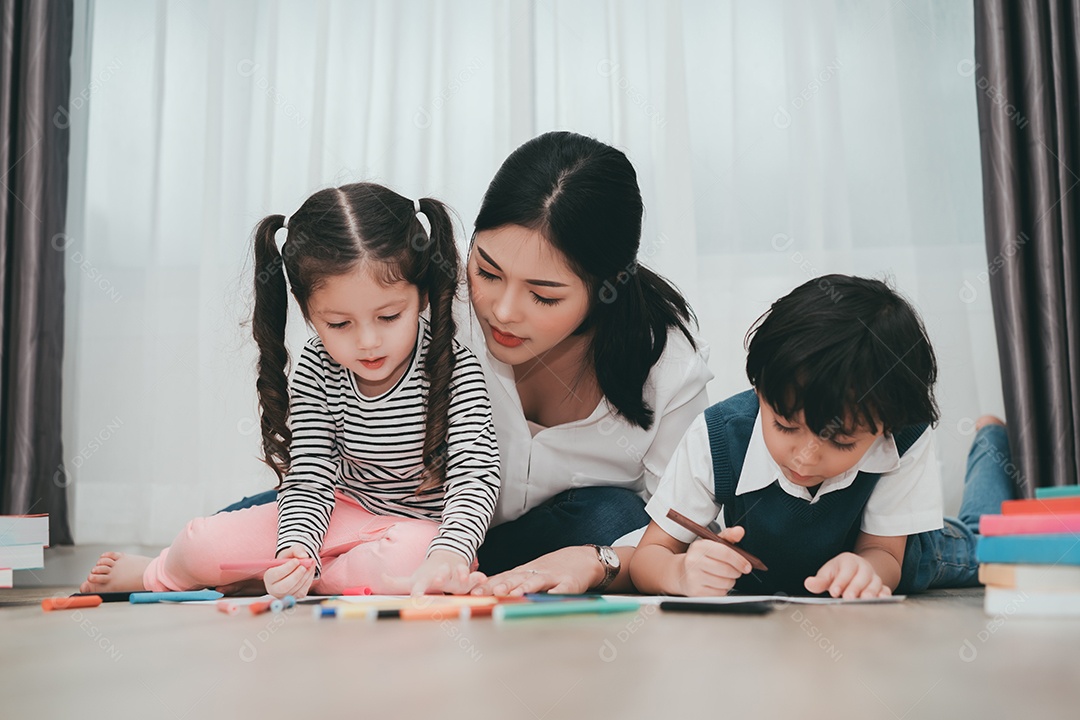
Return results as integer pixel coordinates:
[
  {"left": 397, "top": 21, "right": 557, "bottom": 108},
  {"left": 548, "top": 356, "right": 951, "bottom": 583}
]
[{"left": 65, "top": 0, "right": 1000, "bottom": 545}]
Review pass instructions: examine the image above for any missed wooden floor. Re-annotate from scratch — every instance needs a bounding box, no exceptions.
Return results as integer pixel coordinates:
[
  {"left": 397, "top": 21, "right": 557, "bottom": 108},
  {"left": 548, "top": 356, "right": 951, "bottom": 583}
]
[{"left": 2, "top": 547, "right": 1078, "bottom": 719}]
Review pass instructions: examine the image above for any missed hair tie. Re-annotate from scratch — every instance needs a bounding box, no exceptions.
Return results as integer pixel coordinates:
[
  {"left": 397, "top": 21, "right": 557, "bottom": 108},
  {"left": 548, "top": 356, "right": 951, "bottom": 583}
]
[
  {"left": 413, "top": 198, "right": 431, "bottom": 238},
  {"left": 275, "top": 215, "right": 290, "bottom": 250}
]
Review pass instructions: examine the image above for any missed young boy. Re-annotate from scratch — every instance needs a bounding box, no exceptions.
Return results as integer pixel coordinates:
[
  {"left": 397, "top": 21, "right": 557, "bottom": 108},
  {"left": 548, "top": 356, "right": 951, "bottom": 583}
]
[{"left": 630, "top": 275, "right": 1015, "bottom": 598}]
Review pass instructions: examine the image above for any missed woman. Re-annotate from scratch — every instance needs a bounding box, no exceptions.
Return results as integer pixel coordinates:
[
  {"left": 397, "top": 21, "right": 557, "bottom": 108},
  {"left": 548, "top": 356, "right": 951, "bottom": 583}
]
[{"left": 221, "top": 131, "right": 712, "bottom": 594}]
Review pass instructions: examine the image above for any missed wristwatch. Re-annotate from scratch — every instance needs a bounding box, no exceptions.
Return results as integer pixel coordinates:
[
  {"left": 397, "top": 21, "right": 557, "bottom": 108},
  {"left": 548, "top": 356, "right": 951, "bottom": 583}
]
[{"left": 588, "top": 544, "right": 620, "bottom": 592}]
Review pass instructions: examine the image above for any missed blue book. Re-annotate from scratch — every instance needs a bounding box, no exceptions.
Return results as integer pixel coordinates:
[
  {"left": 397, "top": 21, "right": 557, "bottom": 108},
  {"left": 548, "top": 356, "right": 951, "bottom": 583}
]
[
  {"left": 1035, "top": 485, "right": 1080, "bottom": 500},
  {"left": 977, "top": 534, "right": 1080, "bottom": 565}
]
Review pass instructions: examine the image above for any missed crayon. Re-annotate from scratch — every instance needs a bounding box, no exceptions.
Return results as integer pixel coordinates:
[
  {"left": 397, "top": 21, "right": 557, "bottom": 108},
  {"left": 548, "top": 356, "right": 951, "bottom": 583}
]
[
  {"left": 129, "top": 590, "right": 224, "bottom": 604},
  {"left": 666, "top": 509, "right": 768, "bottom": 572},
  {"left": 42, "top": 595, "right": 103, "bottom": 612}
]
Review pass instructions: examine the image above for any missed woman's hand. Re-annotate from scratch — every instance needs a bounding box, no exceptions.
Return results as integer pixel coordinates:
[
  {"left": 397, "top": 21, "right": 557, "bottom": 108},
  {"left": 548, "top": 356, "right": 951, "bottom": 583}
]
[
  {"left": 470, "top": 546, "right": 603, "bottom": 596},
  {"left": 264, "top": 545, "right": 316, "bottom": 599},
  {"left": 804, "top": 552, "right": 891, "bottom": 599}
]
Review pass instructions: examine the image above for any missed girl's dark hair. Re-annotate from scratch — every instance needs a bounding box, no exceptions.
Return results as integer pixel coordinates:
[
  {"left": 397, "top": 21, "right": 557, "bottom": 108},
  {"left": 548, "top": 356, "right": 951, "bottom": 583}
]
[
  {"left": 252, "top": 183, "right": 459, "bottom": 493},
  {"left": 473, "top": 131, "right": 696, "bottom": 429},
  {"left": 745, "top": 274, "right": 939, "bottom": 436}
]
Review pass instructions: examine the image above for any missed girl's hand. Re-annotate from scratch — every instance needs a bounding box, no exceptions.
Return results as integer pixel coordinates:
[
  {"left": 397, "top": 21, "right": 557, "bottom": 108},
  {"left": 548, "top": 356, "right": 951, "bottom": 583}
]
[
  {"left": 470, "top": 546, "right": 600, "bottom": 597},
  {"left": 264, "top": 545, "right": 316, "bottom": 599},
  {"left": 676, "top": 526, "right": 752, "bottom": 596},
  {"left": 400, "top": 550, "right": 477, "bottom": 596},
  {"left": 804, "top": 552, "right": 892, "bottom": 599}
]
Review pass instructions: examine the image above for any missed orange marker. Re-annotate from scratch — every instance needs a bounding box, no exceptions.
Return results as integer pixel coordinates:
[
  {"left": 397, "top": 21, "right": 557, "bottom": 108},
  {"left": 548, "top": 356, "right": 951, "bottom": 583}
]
[
  {"left": 460, "top": 597, "right": 528, "bottom": 619},
  {"left": 460, "top": 605, "right": 494, "bottom": 619},
  {"left": 343, "top": 586, "right": 373, "bottom": 596},
  {"left": 43, "top": 595, "right": 103, "bottom": 612},
  {"left": 249, "top": 600, "right": 274, "bottom": 615},
  {"left": 397, "top": 606, "right": 467, "bottom": 621}
]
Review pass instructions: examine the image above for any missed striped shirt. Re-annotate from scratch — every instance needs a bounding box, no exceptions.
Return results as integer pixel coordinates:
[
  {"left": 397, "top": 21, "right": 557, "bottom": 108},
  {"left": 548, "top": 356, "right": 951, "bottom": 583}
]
[{"left": 275, "top": 318, "right": 500, "bottom": 569}]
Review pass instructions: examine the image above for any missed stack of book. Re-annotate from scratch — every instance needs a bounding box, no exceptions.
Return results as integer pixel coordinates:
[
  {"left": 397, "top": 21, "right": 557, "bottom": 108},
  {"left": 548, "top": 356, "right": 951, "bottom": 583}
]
[
  {"left": 977, "top": 487, "right": 1080, "bottom": 616},
  {"left": 0, "top": 514, "right": 50, "bottom": 588}
]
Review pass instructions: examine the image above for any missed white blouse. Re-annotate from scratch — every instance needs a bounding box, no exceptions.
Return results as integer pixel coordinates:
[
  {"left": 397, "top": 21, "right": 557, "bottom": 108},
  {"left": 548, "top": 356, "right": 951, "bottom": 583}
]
[{"left": 459, "top": 318, "right": 713, "bottom": 528}]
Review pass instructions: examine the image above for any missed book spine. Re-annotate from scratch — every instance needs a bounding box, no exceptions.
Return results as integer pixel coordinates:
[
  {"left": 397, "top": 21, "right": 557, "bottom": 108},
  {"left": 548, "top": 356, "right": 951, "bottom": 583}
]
[
  {"left": 1001, "top": 497, "right": 1080, "bottom": 515},
  {"left": 984, "top": 588, "right": 1080, "bottom": 617},
  {"left": 979, "top": 563, "right": 1080, "bottom": 590},
  {"left": 980, "top": 513, "right": 1080, "bottom": 536},
  {"left": 976, "top": 535, "right": 1080, "bottom": 565},
  {"left": 0, "top": 544, "right": 45, "bottom": 570},
  {"left": 1035, "top": 486, "right": 1080, "bottom": 500}
]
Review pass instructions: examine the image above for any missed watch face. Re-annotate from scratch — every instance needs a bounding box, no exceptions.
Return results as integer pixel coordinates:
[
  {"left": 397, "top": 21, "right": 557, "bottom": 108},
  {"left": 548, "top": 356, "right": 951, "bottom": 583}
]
[{"left": 599, "top": 545, "right": 620, "bottom": 569}]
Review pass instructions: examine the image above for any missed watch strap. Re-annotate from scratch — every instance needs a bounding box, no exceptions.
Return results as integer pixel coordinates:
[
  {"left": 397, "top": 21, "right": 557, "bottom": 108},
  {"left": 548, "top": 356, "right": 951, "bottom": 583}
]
[{"left": 589, "top": 544, "right": 619, "bottom": 592}]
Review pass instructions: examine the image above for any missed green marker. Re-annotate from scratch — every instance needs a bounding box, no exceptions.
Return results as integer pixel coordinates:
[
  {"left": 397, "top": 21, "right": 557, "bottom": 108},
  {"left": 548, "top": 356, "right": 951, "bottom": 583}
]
[{"left": 493, "top": 599, "right": 641, "bottom": 621}]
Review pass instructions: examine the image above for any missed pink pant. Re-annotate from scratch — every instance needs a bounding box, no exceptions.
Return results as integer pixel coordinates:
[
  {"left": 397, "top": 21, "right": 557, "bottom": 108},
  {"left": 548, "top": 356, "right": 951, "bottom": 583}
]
[{"left": 143, "top": 492, "right": 440, "bottom": 594}]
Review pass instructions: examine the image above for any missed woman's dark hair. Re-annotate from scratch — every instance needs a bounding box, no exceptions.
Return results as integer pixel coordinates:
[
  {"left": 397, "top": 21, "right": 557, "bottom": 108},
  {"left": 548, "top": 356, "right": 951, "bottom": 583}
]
[
  {"left": 473, "top": 131, "right": 696, "bottom": 429},
  {"left": 745, "top": 274, "right": 939, "bottom": 436},
  {"left": 252, "top": 183, "right": 459, "bottom": 493}
]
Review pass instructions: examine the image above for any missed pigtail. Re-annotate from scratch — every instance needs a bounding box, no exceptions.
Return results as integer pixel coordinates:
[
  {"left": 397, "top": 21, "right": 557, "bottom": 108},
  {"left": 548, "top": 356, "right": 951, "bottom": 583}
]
[
  {"left": 252, "top": 214, "right": 292, "bottom": 484},
  {"left": 414, "top": 198, "right": 460, "bottom": 493}
]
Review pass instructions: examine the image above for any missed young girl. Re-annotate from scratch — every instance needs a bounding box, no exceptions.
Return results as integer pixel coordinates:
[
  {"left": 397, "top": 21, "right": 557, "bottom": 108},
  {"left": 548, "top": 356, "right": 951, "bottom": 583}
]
[
  {"left": 80, "top": 183, "right": 500, "bottom": 598},
  {"left": 630, "top": 275, "right": 1016, "bottom": 597}
]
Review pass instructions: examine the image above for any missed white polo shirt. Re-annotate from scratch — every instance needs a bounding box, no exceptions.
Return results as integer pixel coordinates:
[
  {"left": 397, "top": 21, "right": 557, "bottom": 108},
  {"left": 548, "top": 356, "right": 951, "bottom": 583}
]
[
  {"left": 646, "top": 410, "right": 945, "bottom": 544},
  {"left": 459, "top": 318, "right": 713, "bottom": 527}
]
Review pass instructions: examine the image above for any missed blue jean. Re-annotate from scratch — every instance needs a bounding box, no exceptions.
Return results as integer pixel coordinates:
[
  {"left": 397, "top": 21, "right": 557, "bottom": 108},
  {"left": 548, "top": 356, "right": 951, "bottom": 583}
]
[
  {"left": 216, "top": 485, "right": 650, "bottom": 576},
  {"left": 897, "top": 424, "right": 1016, "bottom": 593}
]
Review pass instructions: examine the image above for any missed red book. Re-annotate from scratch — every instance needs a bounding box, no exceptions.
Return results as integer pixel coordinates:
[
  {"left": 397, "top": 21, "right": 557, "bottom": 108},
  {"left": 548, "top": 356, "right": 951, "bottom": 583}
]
[
  {"left": 1001, "top": 497, "right": 1080, "bottom": 515},
  {"left": 981, "top": 513, "right": 1080, "bottom": 535}
]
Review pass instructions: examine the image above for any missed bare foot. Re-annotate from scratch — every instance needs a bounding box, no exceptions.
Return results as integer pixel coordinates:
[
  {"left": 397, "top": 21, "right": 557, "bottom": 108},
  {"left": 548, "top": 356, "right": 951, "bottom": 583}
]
[
  {"left": 975, "top": 415, "right": 1006, "bottom": 431},
  {"left": 79, "top": 552, "right": 151, "bottom": 594}
]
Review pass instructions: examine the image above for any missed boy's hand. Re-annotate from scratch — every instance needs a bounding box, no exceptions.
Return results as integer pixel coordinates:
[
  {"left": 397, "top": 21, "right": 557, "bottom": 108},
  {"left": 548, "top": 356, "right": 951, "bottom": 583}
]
[
  {"left": 805, "top": 552, "right": 892, "bottom": 599},
  {"left": 265, "top": 545, "right": 316, "bottom": 599},
  {"left": 676, "top": 526, "right": 753, "bottom": 596}
]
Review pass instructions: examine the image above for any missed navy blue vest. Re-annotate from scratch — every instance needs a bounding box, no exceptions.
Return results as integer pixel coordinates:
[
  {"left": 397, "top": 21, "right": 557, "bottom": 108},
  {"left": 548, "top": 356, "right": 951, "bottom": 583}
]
[{"left": 704, "top": 390, "right": 927, "bottom": 595}]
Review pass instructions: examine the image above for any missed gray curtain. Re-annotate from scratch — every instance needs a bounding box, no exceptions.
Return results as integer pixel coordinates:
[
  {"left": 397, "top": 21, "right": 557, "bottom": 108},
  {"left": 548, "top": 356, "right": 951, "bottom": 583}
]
[
  {"left": 0, "top": 0, "right": 74, "bottom": 544},
  {"left": 974, "top": 0, "right": 1080, "bottom": 495}
]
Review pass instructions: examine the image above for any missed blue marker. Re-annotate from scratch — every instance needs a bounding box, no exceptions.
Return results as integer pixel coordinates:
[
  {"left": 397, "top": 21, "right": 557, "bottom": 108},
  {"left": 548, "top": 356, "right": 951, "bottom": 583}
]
[{"left": 129, "top": 590, "right": 224, "bottom": 604}]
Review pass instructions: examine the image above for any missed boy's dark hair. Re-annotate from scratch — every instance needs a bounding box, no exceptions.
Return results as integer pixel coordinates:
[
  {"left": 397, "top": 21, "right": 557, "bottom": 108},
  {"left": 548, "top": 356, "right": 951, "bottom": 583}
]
[
  {"left": 252, "top": 183, "right": 459, "bottom": 493},
  {"left": 745, "top": 274, "right": 939, "bottom": 436},
  {"left": 473, "top": 131, "right": 696, "bottom": 430}
]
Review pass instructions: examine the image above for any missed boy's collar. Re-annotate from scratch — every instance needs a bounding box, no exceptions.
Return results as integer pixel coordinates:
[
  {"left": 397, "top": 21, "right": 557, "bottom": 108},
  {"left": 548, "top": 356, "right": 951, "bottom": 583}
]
[{"left": 736, "top": 413, "right": 902, "bottom": 503}]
